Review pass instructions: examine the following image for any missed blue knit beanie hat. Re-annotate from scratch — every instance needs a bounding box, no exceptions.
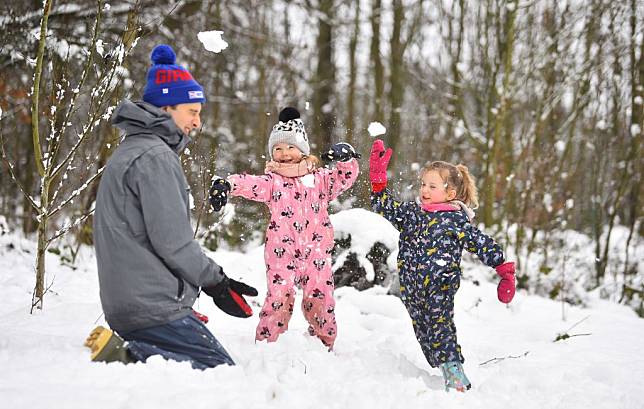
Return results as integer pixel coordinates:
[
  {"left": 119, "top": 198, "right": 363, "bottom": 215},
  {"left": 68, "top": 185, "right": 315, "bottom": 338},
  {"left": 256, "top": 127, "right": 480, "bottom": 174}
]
[{"left": 142, "top": 44, "right": 205, "bottom": 107}]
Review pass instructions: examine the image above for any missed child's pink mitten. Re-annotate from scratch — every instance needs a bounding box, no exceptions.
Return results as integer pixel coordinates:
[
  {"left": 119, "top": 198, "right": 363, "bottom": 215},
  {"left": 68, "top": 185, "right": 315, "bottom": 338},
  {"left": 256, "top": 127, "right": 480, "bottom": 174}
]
[
  {"left": 495, "top": 262, "right": 516, "bottom": 304},
  {"left": 369, "top": 139, "right": 393, "bottom": 192}
]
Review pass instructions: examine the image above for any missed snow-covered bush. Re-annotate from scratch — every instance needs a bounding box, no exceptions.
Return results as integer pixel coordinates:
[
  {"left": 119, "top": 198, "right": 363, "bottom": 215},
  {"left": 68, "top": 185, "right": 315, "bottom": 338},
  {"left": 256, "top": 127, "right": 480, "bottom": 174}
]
[
  {"left": 330, "top": 209, "right": 400, "bottom": 294},
  {"left": 500, "top": 224, "right": 643, "bottom": 316}
]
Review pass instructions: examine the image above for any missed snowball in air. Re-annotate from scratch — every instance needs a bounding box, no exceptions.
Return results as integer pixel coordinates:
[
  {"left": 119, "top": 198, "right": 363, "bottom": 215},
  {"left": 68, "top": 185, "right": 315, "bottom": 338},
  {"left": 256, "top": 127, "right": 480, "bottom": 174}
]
[
  {"left": 197, "top": 31, "right": 229, "bottom": 53},
  {"left": 300, "top": 174, "right": 315, "bottom": 188},
  {"left": 368, "top": 122, "right": 386, "bottom": 137}
]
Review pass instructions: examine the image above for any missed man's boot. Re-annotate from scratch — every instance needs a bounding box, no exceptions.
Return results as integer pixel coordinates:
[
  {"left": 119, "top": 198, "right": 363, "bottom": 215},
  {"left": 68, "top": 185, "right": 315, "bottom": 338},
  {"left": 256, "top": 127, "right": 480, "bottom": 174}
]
[{"left": 84, "top": 326, "right": 135, "bottom": 364}]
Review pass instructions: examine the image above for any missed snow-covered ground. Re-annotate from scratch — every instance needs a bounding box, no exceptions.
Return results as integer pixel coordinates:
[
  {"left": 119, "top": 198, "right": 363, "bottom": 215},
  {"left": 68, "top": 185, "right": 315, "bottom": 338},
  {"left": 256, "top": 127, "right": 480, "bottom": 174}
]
[{"left": 0, "top": 223, "right": 642, "bottom": 409}]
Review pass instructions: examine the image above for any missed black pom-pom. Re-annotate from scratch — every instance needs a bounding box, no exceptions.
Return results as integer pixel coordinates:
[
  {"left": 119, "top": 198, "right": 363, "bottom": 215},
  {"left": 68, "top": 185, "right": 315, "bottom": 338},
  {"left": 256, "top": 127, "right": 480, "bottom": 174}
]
[
  {"left": 150, "top": 44, "right": 176, "bottom": 65},
  {"left": 279, "top": 107, "right": 300, "bottom": 122}
]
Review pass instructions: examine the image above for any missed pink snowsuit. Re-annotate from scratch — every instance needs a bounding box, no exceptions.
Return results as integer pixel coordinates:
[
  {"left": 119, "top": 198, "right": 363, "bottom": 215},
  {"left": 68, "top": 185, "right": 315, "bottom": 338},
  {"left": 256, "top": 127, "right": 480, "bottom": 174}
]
[{"left": 228, "top": 159, "right": 359, "bottom": 348}]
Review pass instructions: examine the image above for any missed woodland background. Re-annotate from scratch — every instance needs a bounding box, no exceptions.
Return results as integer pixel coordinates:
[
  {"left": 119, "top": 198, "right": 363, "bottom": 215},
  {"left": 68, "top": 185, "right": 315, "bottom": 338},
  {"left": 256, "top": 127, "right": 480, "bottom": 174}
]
[{"left": 0, "top": 0, "right": 641, "bottom": 314}]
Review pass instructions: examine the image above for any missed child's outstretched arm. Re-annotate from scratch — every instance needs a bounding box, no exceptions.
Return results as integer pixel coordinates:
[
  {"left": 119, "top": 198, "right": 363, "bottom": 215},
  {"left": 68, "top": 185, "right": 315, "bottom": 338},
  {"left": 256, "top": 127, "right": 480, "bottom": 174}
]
[
  {"left": 320, "top": 142, "right": 360, "bottom": 201},
  {"left": 369, "top": 139, "right": 409, "bottom": 231},
  {"left": 462, "top": 224, "right": 516, "bottom": 303},
  {"left": 462, "top": 224, "right": 505, "bottom": 267},
  {"left": 226, "top": 173, "right": 274, "bottom": 203}
]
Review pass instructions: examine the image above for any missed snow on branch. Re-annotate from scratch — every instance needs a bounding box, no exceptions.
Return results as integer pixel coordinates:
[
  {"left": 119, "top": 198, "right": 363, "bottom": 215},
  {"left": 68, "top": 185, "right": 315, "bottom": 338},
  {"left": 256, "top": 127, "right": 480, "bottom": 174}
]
[
  {"left": 48, "top": 167, "right": 105, "bottom": 219},
  {"left": 48, "top": 0, "right": 105, "bottom": 177},
  {"left": 47, "top": 210, "right": 94, "bottom": 246}
]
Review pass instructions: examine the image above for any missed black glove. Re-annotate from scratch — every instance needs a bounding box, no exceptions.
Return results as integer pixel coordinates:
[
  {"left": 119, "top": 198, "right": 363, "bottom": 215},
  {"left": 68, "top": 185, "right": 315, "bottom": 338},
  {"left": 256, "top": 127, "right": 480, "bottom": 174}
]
[
  {"left": 209, "top": 178, "right": 231, "bottom": 212},
  {"left": 322, "top": 142, "right": 361, "bottom": 162},
  {"left": 203, "top": 275, "right": 258, "bottom": 318}
]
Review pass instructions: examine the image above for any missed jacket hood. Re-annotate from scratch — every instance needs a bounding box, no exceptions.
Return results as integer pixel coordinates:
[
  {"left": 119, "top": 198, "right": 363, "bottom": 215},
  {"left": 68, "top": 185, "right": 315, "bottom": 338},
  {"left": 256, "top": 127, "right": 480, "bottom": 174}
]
[
  {"left": 112, "top": 99, "right": 190, "bottom": 153},
  {"left": 451, "top": 200, "right": 475, "bottom": 222}
]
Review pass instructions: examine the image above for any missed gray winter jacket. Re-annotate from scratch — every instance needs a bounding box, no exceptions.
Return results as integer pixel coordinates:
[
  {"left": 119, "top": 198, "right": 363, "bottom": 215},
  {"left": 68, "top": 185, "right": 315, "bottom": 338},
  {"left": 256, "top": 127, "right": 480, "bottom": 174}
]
[{"left": 94, "top": 100, "right": 224, "bottom": 333}]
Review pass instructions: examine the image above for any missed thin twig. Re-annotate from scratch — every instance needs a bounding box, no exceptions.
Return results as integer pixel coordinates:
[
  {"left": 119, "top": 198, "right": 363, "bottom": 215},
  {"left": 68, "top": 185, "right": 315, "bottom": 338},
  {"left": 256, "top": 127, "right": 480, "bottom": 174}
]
[
  {"left": 93, "top": 312, "right": 105, "bottom": 325},
  {"left": 465, "top": 297, "right": 482, "bottom": 312},
  {"left": 564, "top": 315, "right": 590, "bottom": 333},
  {"left": 47, "top": 211, "right": 94, "bottom": 245},
  {"left": 297, "top": 359, "right": 307, "bottom": 374},
  {"left": 49, "top": 0, "right": 104, "bottom": 171},
  {"left": 48, "top": 167, "right": 104, "bottom": 218},
  {"left": 479, "top": 351, "right": 530, "bottom": 366},
  {"left": 31, "top": 271, "right": 56, "bottom": 313},
  {"left": 554, "top": 333, "right": 592, "bottom": 342},
  {"left": 0, "top": 132, "right": 39, "bottom": 211}
]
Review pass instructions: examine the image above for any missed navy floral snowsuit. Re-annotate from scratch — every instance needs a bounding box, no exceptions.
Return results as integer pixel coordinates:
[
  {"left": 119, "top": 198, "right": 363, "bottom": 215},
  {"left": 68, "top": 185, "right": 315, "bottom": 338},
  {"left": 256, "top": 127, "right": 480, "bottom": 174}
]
[{"left": 371, "top": 190, "right": 505, "bottom": 367}]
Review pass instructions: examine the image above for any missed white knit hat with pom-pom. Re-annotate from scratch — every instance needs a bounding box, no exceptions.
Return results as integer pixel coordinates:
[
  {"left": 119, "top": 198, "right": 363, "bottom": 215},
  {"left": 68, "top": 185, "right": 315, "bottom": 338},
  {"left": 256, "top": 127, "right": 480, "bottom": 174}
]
[{"left": 268, "top": 107, "right": 310, "bottom": 158}]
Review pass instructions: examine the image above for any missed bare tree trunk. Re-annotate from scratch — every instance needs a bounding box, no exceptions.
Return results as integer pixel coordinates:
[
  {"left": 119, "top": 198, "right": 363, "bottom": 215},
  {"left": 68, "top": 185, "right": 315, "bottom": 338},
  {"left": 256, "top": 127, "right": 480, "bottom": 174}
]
[
  {"left": 33, "top": 179, "right": 50, "bottom": 310},
  {"left": 446, "top": 0, "right": 466, "bottom": 146},
  {"left": 370, "top": 0, "right": 384, "bottom": 121},
  {"left": 387, "top": 0, "right": 404, "bottom": 154},
  {"left": 31, "top": 0, "right": 53, "bottom": 310},
  {"left": 482, "top": 0, "right": 516, "bottom": 226},
  {"left": 312, "top": 0, "right": 335, "bottom": 148},
  {"left": 491, "top": 0, "right": 517, "bottom": 224},
  {"left": 618, "top": 0, "right": 643, "bottom": 285},
  {"left": 255, "top": 6, "right": 269, "bottom": 152},
  {"left": 208, "top": 0, "right": 222, "bottom": 129},
  {"left": 628, "top": 0, "right": 643, "bottom": 237},
  {"left": 346, "top": 0, "right": 360, "bottom": 145}
]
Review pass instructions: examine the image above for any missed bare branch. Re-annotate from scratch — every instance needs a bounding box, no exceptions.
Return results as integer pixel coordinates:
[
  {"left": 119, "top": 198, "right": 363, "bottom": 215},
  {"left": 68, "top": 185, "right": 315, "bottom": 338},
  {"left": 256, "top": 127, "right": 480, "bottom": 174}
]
[
  {"left": 47, "top": 211, "right": 95, "bottom": 246},
  {"left": 554, "top": 333, "right": 592, "bottom": 342},
  {"left": 48, "top": 0, "right": 104, "bottom": 171},
  {"left": 563, "top": 315, "right": 590, "bottom": 333},
  {"left": 48, "top": 167, "right": 105, "bottom": 219},
  {"left": 0, "top": 133, "right": 40, "bottom": 212},
  {"left": 50, "top": 42, "right": 130, "bottom": 183}
]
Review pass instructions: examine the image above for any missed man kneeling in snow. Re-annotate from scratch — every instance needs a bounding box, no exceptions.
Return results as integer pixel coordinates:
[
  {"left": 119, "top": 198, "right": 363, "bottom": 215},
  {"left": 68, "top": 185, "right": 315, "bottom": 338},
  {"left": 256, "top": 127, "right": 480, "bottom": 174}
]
[{"left": 85, "top": 44, "right": 257, "bottom": 370}]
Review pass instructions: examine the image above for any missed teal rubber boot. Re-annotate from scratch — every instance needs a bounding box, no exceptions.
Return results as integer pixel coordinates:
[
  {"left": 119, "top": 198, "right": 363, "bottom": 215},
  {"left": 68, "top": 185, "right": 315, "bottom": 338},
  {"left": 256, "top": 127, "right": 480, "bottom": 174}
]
[{"left": 440, "top": 361, "right": 472, "bottom": 392}]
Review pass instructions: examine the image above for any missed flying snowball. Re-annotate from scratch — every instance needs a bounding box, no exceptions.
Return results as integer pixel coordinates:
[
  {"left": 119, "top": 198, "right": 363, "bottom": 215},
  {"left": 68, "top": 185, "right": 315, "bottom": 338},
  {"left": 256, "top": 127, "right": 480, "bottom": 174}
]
[
  {"left": 197, "top": 30, "right": 229, "bottom": 53},
  {"left": 300, "top": 174, "right": 315, "bottom": 188},
  {"left": 368, "top": 122, "right": 386, "bottom": 137}
]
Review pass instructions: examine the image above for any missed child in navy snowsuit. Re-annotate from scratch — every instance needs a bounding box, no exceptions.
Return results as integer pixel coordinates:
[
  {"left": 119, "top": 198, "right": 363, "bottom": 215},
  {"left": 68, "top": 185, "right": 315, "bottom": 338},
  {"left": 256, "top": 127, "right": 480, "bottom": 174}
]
[{"left": 369, "top": 139, "right": 516, "bottom": 392}]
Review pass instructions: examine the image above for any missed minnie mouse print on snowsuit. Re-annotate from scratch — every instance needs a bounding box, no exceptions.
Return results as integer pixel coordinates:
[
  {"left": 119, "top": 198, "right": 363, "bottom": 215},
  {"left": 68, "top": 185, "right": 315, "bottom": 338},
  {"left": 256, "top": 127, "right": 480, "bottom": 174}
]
[{"left": 211, "top": 108, "right": 359, "bottom": 349}]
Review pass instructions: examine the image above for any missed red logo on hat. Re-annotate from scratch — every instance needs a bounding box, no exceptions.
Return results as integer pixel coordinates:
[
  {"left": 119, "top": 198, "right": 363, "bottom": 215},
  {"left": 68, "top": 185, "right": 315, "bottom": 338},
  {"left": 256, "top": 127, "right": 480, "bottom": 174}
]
[{"left": 155, "top": 69, "right": 194, "bottom": 84}]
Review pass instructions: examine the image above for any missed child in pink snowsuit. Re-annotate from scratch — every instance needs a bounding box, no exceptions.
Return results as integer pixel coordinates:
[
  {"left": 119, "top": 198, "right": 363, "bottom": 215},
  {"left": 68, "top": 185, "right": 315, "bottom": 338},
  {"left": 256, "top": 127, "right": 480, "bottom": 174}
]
[{"left": 225, "top": 108, "right": 359, "bottom": 348}]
